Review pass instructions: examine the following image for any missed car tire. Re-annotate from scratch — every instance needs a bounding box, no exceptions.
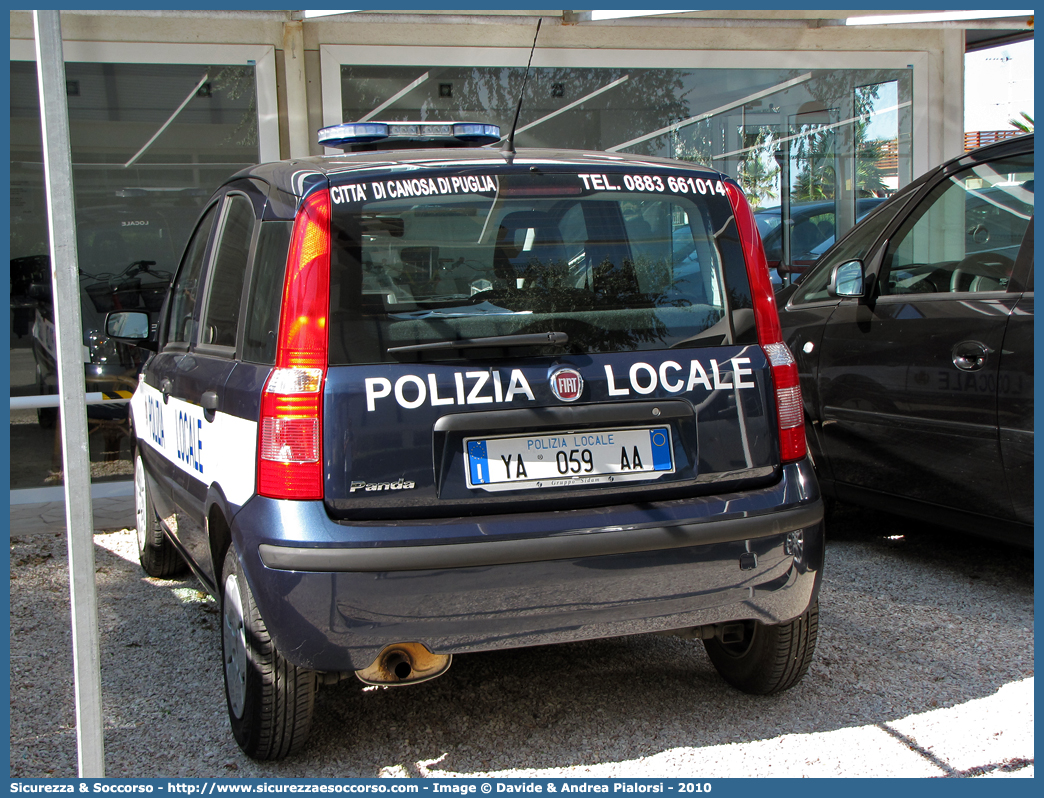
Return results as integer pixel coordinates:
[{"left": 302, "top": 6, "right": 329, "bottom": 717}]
[
  {"left": 703, "top": 601, "right": 819, "bottom": 695},
  {"left": 221, "top": 546, "right": 317, "bottom": 760},
  {"left": 134, "top": 453, "right": 185, "bottom": 578}
]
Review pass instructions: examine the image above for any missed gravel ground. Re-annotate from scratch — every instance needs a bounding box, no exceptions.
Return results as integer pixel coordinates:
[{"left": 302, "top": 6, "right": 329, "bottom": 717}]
[{"left": 8, "top": 501, "right": 1034, "bottom": 778}]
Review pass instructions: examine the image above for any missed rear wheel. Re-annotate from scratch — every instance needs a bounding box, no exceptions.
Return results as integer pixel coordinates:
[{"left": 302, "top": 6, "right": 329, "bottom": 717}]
[
  {"left": 221, "top": 546, "right": 316, "bottom": 760},
  {"left": 703, "top": 601, "right": 819, "bottom": 695},
  {"left": 134, "top": 453, "right": 185, "bottom": 577}
]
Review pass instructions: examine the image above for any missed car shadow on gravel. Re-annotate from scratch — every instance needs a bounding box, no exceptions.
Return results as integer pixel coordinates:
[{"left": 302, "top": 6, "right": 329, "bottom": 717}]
[{"left": 8, "top": 507, "right": 1034, "bottom": 778}]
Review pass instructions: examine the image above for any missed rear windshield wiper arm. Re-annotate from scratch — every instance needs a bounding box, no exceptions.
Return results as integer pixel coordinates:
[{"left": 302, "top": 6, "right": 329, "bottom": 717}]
[{"left": 387, "top": 331, "right": 568, "bottom": 354}]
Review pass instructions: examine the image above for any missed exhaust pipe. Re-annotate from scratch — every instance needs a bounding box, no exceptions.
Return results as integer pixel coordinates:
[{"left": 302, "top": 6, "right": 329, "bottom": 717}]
[{"left": 355, "top": 642, "right": 452, "bottom": 686}]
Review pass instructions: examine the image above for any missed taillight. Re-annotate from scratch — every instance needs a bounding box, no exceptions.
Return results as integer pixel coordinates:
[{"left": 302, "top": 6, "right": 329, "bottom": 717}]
[
  {"left": 724, "top": 181, "right": 807, "bottom": 464},
  {"left": 763, "top": 342, "right": 806, "bottom": 462},
  {"left": 258, "top": 189, "right": 331, "bottom": 499}
]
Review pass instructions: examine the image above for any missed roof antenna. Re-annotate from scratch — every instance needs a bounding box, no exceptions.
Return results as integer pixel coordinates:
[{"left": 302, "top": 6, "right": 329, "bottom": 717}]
[{"left": 501, "top": 17, "right": 541, "bottom": 163}]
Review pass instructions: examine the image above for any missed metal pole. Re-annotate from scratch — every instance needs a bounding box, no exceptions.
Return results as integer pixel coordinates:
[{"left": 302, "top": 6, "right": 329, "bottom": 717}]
[{"left": 32, "top": 9, "right": 106, "bottom": 778}]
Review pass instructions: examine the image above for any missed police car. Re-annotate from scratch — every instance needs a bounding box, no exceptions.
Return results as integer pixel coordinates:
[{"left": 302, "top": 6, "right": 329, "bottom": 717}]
[{"left": 107, "top": 121, "right": 824, "bottom": 760}]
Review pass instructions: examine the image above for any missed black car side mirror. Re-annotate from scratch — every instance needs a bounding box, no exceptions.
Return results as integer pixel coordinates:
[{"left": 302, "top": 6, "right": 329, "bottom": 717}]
[
  {"left": 105, "top": 309, "right": 158, "bottom": 351},
  {"left": 827, "top": 260, "right": 865, "bottom": 298}
]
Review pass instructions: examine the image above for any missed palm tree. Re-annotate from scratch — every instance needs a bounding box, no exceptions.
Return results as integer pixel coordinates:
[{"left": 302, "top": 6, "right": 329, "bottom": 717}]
[
  {"left": 791, "top": 129, "right": 836, "bottom": 201},
  {"left": 855, "top": 138, "right": 889, "bottom": 197},
  {"left": 1010, "top": 112, "right": 1034, "bottom": 133}
]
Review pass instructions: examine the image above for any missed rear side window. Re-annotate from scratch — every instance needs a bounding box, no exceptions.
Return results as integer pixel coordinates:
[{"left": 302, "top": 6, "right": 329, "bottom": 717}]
[
  {"left": 167, "top": 203, "right": 218, "bottom": 345},
  {"left": 326, "top": 169, "right": 746, "bottom": 365},
  {"left": 200, "top": 194, "right": 255, "bottom": 348},
  {"left": 242, "top": 220, "right": 293, "bottom": 364}
]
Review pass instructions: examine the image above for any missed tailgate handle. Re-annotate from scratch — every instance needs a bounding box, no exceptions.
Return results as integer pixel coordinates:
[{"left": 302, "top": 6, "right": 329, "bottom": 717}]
[{"left": 433, "top": 399, "right": 693, "bottom": 434}]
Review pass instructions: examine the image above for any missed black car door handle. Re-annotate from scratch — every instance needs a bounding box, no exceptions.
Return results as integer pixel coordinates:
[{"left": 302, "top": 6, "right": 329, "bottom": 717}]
[
  {"left": 952, "top": 340, "right": 989, "bottom": 372},
  {"left": 160, "top": 378, "right": 172, "bottom": 403},
  {"left": 201, "top": 390, "right": 219, "bottom": 420}
]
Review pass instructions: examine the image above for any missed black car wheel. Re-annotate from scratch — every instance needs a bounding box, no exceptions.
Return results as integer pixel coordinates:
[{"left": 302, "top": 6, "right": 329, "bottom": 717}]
[
  {"left": 221, "top": 546, "right": 317, "bottom": 760},
  {"left": 703, "top": 601, "right": 819, "bottom": 695},
  {"left": 134, "top": 453, "right": 185, "bottom": 578}
]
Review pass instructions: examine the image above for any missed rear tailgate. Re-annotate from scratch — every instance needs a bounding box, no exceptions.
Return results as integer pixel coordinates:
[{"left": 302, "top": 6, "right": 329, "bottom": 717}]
[
  {"left": 324, "top": 346, "right": 777, "bottom": 518},
  {"left": 320, "top": 162, "right": 781, "bottom": 522}
]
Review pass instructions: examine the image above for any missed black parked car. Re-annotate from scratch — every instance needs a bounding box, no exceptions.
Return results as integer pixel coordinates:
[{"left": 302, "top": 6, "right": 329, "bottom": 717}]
[
  {"left": 108, "top": 121, "right": 825, "bottom": 759},
  {"left": 777, "top": 135, "right": 1033, "bottom": 546}
]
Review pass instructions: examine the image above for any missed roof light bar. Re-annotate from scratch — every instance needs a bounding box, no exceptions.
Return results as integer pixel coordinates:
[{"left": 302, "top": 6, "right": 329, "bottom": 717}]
[{"left": 318, "top": 122, "right": 501, "bottom": 152}]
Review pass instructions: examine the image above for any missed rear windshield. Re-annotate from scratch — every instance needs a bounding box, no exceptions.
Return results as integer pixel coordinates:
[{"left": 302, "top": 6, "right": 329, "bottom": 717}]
[{"left": 327, "top": 168, "right": 750, "bottom": 364}]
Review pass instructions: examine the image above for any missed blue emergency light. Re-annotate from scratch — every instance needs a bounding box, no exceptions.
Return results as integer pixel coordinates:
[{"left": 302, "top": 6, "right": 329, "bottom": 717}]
[{"left": 318, "top": 122, "right": 501, "bottom": 152}]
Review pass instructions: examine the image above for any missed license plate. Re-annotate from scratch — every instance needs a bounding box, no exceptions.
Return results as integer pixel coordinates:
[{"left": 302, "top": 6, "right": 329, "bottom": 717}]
[{"left": 465, "top": 426, "right": 674, "bottom": 492}]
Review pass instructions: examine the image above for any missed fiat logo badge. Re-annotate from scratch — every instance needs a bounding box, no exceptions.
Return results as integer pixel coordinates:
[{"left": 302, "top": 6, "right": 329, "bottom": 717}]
[{"left": 550, "top": 368, "right": 583, "bottom": 402}]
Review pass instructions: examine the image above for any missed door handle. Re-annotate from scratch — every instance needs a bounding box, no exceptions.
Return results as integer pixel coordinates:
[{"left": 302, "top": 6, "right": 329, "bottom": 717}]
[
  {"left": 201, "top": 390, "right": 219, "bottom": 421},
  {"left": 952, "top": 340, "right": 989, "bottom": 372},
  {"left": 160, "top": 378, "right": 172, "bottom": 403}
]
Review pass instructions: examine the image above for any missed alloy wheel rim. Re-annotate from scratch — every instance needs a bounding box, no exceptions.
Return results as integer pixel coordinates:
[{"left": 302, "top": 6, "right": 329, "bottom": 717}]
[
  {"left": 222, "top": 573, "right": 248, "bottom": 718},
  {"left": 134, "top": 457, "right": 148, "bottom": 555}
]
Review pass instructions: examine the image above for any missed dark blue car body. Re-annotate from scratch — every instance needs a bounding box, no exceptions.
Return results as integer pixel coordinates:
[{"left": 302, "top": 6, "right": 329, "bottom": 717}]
[{"left": 123, "top": 143, "right": 824, "bottom": 759}]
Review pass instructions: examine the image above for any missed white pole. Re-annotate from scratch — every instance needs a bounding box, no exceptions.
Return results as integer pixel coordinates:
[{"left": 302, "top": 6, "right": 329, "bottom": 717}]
[{"left": 32, "top": 9, "right": 106, "bottom": 778}]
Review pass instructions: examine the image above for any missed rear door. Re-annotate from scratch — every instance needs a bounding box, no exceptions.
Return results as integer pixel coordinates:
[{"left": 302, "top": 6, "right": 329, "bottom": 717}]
[
  {"left": 321, "top": 164, "right": 781, "bottom": 526},
  {"left": 138, "top": 201, "right": 220, "bottom": 526},
  {"left": 815, "top": 148, "right": 1033, "bottom": 518},
  {"left": 166, "top": 188, "right": 259, "bottom": 583}
]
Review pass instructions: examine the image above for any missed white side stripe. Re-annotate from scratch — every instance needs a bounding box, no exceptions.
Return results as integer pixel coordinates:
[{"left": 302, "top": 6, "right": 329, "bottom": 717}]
[{"left": 131, "top": 382, "right": 259, "bottom": 506}]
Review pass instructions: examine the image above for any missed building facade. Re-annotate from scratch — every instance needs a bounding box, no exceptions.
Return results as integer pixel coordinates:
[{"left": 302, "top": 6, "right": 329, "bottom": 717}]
[{"left": 8, "top": 9, "right": 1017, "bottom": 494}]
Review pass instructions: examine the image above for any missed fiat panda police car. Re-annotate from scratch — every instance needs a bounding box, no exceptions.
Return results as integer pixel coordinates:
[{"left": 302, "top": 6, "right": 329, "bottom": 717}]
[{"left": 108, "top": 121, "right": 824, "bottom": 760}]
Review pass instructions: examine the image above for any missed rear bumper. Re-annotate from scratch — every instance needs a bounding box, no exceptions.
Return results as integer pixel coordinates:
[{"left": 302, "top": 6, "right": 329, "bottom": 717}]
[{"left": 230, "top": 460, "right": 824, "bottom": 672}]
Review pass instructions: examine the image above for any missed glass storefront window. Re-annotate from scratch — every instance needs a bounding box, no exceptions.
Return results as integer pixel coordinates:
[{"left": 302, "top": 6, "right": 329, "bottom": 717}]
[
  {"left": 9, "top": 61, "right": 261, "bottom": 490},
  {"left": 340, "top": 65, "right": 912, "bottom": 191},
  {"left": 340, "top": 63, "right": 913, "bottom": 283}
]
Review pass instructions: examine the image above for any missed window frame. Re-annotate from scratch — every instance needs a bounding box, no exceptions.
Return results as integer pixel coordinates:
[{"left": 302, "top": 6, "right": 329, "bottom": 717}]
[
  {"left": 876, "top": 155, "right": 1034, "bottom": 300},
  {"left": 10, "top": 39, "right": 279, "bottom": 162},
  {"left": 195, "top": 191, "right": 260, "bottom": 358},
  {"left": 319, "top": 44, "right": 931, "bottom": 178},
  {"left": 162, "top": 201, "right": 221, "bottom": 352}
]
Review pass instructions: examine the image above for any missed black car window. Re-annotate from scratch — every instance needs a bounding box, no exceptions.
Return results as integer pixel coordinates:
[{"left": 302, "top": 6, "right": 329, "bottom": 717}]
[
  {"left": 242, "top": 220, "right": 293, "bottom": 364},
  {"left": 166, "top": 203, "right": 218, "bottom": 346},
  {"left": 791, "top": 200, "right": 903, "bottom": 304},
  {"left": 200, "top": 194, "right": 255, "bottom": 348},
  {"left": 879, "top": 153, "right": 1033, "bottom": 296}
]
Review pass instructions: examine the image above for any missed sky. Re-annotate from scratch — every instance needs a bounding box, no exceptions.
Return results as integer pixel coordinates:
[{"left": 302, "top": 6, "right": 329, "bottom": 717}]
[{"left": 965, "top": 38, "right": 1035, "bottom": 131}]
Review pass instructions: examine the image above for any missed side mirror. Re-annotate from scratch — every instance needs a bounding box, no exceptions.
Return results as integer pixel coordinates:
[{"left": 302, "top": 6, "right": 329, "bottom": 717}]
[
  {"left": 105, "top": 310, "right": 151, "bottom": 340},
  {"left": 828, "top": 260, "right": 865, "bottom": 298}
]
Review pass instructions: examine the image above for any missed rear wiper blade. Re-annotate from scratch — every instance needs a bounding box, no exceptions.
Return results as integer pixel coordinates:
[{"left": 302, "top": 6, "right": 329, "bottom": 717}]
[{"left": 388, "top": 331, "right": 568, "bottom": 354}]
